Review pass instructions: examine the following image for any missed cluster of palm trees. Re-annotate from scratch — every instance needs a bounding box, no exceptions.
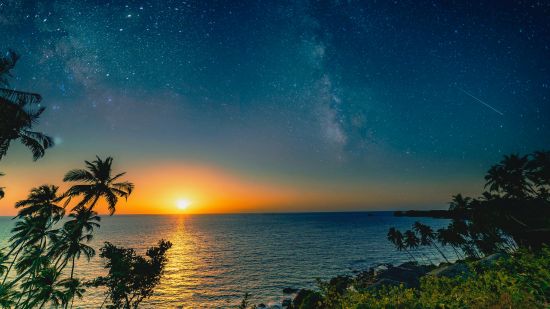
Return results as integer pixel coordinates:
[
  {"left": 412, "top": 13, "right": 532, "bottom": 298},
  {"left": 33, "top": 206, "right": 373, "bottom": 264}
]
[
  {"left": 485, "top": 152, "right": 550, "bottom": 200},
  {"left": 1, "top": 49, "right": 172, "bottom": 308},
  {"left": 388, "top": 151, "right": 550, "bottom": 264},
  {"left": 0, "top": 156, "right": 133, "bottom": 308},
  {"left": 387, "top": 222, "right": 451, "bottom": 265},
  {"left": 388, "top": 219, "right": 518, "bottom": 265}
]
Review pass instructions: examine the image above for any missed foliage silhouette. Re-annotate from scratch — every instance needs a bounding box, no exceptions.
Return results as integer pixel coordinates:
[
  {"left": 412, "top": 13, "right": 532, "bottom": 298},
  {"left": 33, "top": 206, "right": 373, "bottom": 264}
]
[
  {"left": 0, "top": 50, "right": 53, "bottom": 161},
  {"left": 90, "top": 240, "right": 173, "bottom": 309},
  {"left": 64, "top": 156, "right": 134, "bottom": 215},
  {"left": 388, "top": 150, "right": 550, "bottom": 264},
  {"left": 0, "top": 49, "right": 170, "bottom": 308}
]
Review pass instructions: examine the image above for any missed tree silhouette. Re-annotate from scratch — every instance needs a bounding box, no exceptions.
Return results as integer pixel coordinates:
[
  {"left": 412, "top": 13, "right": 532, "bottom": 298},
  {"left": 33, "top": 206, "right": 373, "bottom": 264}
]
[
  {"left": 413, "top": 222, "right": 450, "bottom": 263},
  {"left": 19, "top": 265, "right": 65, "bottom": 309},
  {"left": 50, "top": 207, "right": 99, "bottom": 282},
  {"left": 64, "top": 156, "right": 134, "bottom": 215},
  {"left": 484, "top": 154, "right": 533, "bottom": 199},
  {"left": 0, "top": 50, "right": 53, "bottom": 161},
  {"left": 448, "top": 194, "right": 471, "bottom": 212},
  {"left": 387, "top": 227, "right": 417, "bottom": 261},
  {"left": 2, "top": 185, "right": 64, "bottom": 286},
  {"left": 91, "top": 240, "right": 172, "bottom": 309},
  {"left": 14, "top": 185, "right": 65, "bottom": 222}
]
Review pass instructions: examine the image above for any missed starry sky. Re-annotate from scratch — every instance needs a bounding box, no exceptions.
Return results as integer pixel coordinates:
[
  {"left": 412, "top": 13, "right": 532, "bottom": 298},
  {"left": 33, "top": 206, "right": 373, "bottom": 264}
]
[{"left": 1, "top": 0, "right": 549, "bottom": 214}]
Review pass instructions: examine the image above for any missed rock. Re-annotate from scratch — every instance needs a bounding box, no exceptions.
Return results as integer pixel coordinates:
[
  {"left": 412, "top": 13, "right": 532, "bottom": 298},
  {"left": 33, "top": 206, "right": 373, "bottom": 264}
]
[
  {"left": 257, "top": 304, "right": 266, "bottom": 308},
  {"left": 281, "top": 298, "right": 292, "bottom": 308},
  {"left": 476, "top": 252, "right": 507, "bottom": 268},
  {"left": 292, "top": 289, "right": 323, "bottom": 309},
  {"left": 327, "top": 275, "right": 353, "bottom": 294},
  {"left": 376, "top": 264, "right": 431, "bottom": 288},
  {"left": 368, "top": 278, "right": 402, "bottom": 290},
  {"left": 282, "top": 287, "right": 299, "bottom": 294},
  {"left": 429, "top": 262, "right": 470, "bottom": 278}
]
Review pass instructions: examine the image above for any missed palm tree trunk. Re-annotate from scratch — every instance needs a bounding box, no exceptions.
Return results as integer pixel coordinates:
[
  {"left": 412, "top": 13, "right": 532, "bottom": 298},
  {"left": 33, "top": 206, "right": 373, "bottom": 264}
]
[
  {"left": 99, "top": 295, "right": 109, "bottom": 309},
  {"left": 450, "top": 245, "right": 463, "bottom": 260},
  {"left": 65, "top": 255, "right": 76, "bottom": 309},
  {"left": 403, "top": 248, "right": 418, "bottom": 262},
  {"left": 70, "top": 255, "right": 75, "bottom": 279},
  {"left": 1, "top": 244, "right": 24, "bottom": 284},
  {"left": 430, "top": 241, "right": 450, "bottom": 263},
  {"left": 418, "top": 251, "right": 434, "bottom": 265}
]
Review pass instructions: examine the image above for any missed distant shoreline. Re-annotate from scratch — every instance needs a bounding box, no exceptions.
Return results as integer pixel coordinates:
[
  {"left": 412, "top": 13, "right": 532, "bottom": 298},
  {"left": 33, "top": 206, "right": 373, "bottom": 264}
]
[{"left": 393, "top": 209, "right": 466, "bottom": 219}]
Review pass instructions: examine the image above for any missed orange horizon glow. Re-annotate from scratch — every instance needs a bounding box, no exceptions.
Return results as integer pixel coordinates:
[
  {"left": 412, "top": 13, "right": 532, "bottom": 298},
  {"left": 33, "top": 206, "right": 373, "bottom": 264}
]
[{"left": 0, "top": 157, "right": 476, "bottom": 216}]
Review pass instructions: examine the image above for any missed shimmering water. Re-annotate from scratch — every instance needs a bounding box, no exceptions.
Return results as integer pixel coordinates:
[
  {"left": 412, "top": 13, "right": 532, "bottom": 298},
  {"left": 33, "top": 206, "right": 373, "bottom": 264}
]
[{"left": 0, "top": 212, "right": 450, "bottom": 308}]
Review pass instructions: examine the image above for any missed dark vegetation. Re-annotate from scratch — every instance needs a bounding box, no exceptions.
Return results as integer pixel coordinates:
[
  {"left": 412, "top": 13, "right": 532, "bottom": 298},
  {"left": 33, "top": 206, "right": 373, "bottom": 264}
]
[
  {"left": 0, "top": 50, "right": 172, "bottom": 308},
  {"left": 241, "top": 152, "right": 550, "bottom": 308}
]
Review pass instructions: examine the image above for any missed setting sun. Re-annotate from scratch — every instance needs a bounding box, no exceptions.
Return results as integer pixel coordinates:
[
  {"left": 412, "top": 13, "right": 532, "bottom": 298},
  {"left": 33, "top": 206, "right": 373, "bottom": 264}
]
[{"left": 176, "top": 199, "right": 192, "bottom": 210}]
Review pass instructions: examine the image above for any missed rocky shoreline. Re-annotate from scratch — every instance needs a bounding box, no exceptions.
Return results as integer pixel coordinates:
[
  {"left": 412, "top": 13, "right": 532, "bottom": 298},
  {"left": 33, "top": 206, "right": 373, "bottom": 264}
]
[{"left": 256, "top": 254, "right": 505, "bottom": 309}]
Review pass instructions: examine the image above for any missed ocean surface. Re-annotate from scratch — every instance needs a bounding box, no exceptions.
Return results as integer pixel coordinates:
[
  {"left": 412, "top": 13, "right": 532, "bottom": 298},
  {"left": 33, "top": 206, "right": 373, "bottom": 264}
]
[{"left": 0, "top": 212, "right": 451, "bottom": 308}]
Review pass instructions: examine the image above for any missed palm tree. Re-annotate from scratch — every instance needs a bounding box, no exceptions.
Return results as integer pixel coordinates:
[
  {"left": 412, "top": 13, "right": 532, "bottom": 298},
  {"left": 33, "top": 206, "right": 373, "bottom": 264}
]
[
  {"left": 51, "top": 207, "right": 99, "bottom": 278},
  {"left": 413, "top": 222, "right": 450, "bottom": 263},
  {"left": 19, "top": 265, "right": 65, "bottom": 309},
  {"left": 484, "top": 154, "right": 534, "bottom": 199},
  {"left": 2, "top": 216, "right": 50, "bottom": 285},
  {"left": 448, "top": 193, "right": 471, "bottom": 211},
  {"left": 387, "top": 227, "right": 416, "bottom": 261},
  {"left": 14, "top": 185, "right": 65, "bottom": 222},
  {"left": 436, "top": 228, "right": 463, "bottom": 259},
  {"left": 448, "top": 219, "right": 480, "bottom": 259},
  {"left": 2, "top": 185, "right": 64, "bottom": 284},
  {"left": 0, "top": 90, "right": 54, "bottom": 161},
  {"left": 59, "top": 278, "right": 85, "bottom": 309},
  {"left": 64, "top": 156, "right": 134, "bottom": 214},
  {"left": 403, "top": 230, "right": 420, "bottom": 263},
  {"left": 0, "top": 283, "right": 16, "bottom": 308},
  {"left": 0, "top": 49, "right": 53, "bottom": 161}
]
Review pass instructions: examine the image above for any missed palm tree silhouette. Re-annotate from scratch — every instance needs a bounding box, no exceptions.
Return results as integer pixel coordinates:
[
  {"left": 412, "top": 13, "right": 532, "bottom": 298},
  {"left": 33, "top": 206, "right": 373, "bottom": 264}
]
[
  {"left": 51, "top": 207, "right": 99, "bottom": 280},
  {"left": 485, "top": 154, "right": 534, "bottom": 199},
  {"left": 59, "top": 278, "right": 85, "bottom": 309},
  {"left": 2, "top": 185, "right": 64, "bottom": 285},
  {"left": 413, "top": 222, "right": 450, "bottom": 263},
  {"left": 387, "top": 227, "right": 416, "bottom": 261},
  {"left": 64, "top": 156, "right": 134, "bottom": 214},
  {"left": 436, "top": 228, "right": 463, "bottom": 259},
  {"left": 14, "top": 185, "right": 65, "bottom": 222},
  {"left": 19, "top": 265, "right": 65, "bottom": 309},
  {"left": 448, "top": 194, "right": 471, "bottom": 211},
  {"left": 0, "top": 283, "right": 16, "bottom": 308},
  {"left": 0, "top": 50, "right": 53, "bottom": 161},
  {"left": 403, "top": 230, "right": 420, "bottom": 263}
]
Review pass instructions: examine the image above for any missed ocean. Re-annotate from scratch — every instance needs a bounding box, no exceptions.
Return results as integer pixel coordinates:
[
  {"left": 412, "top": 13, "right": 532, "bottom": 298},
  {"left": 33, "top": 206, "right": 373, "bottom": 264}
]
[{"left": 0, "top": 212, "right": 451, "bottom": 308}]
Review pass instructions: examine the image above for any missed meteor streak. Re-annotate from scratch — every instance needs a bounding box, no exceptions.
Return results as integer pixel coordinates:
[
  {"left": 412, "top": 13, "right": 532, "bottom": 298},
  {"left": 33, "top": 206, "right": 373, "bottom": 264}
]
[{"left": 457, "top": 87, "right": 504, "bottom": 116}]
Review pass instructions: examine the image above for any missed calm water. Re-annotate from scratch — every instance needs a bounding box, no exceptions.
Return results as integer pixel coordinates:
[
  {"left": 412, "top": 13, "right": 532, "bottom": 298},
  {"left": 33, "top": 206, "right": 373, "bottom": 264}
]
[{"left": 0, "top": 212, "right": 450, "bottom": 308}]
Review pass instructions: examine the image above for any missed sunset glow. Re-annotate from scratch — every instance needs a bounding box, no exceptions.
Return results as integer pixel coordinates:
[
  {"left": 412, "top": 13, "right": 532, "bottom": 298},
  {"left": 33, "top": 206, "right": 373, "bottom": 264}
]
[{"left": 176, "top": 199, "right": 191, "bottom": 210}]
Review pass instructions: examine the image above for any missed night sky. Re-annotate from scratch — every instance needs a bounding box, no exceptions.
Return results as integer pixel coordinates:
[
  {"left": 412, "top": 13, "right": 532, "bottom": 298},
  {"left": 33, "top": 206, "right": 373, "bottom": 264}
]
[{"left": 1, "top": 1, "right": 549, "bottom": 214}]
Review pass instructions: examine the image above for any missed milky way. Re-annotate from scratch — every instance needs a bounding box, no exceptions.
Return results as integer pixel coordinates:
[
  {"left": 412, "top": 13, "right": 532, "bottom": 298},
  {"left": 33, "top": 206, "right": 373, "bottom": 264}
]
[{"left": 1, "top": 1, "right": 550, "bottom": 210}]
